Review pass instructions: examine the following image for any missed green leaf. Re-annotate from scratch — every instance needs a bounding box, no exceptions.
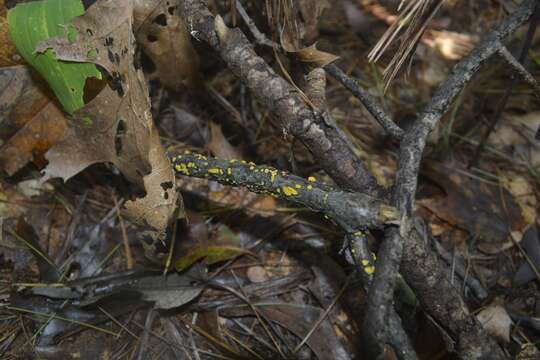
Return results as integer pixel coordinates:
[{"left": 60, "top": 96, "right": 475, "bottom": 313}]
[
  {"left": 7, "top": 0, "right": 101, "bottom": 114},
  {"left": 175, "top": 246, "right": 255, "bottom": 272}
]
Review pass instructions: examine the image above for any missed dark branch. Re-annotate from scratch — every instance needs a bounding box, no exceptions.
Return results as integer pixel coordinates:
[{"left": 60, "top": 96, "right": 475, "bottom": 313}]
[
  {"left": 324, "top": 64, "right": 404, "bottom": 140},
  {"left": 363, "top": 2, "right": 536, "bottom": 359},
  {"left": 497, "top": 46, "right": 540, "bottom": 98},
  {"left": 395, "top": 0, "right": 537, "bottom": 215},
  {"left": 179, "top": 0, "right": 382, "bottom": 195},
  {"left": 172, "top": 153, "right": 398, "bottom": 230}
]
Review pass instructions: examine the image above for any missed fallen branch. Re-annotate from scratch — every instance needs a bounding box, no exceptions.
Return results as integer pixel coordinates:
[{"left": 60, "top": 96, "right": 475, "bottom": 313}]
[
  {"left": 372, "top": 2, "right": 537, "bottom": 359},
  {"left": 173, "top": 152, "right": 416, "bottom": 359},
  {"left": 178, "top": 0, "right": 536, "bottom": 358},
  {"left": 324, "top": 64, "right": 404, "bottom": 140},
  {"left": 172, "top": 153, "right": 398, "bottom": 231},
  {"left": 180, "top": 0, "right": 382, "bottom": 195}
]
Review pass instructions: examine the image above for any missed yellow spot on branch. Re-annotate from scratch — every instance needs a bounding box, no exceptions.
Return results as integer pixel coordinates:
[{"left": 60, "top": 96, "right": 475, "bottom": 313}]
[
  {"left": 282, "top": 186, "right": 298, "bottom": 196},
  {"left": 364, "top": 266, "right": 375, "bottom": 275},
  {"left": 361, "top": 259, "right": 370, "bottom": 266},
  {"left": 208, "top": 168, "right": 223, "bottom": 174},
  {"left": 175, "top": 163, "right": 189, "bottom": 175},
  {"left": 307, "top": 185, "right": 313, "bottom": 190},
  {"left": 227, "top": 168, "right": 232, "bottom": 175},
  {"left": 308, "top": 176, "right": 316, "bottom": 182},
  {"left": 295, "top": 184, "right": 302, "bottom": 189}
]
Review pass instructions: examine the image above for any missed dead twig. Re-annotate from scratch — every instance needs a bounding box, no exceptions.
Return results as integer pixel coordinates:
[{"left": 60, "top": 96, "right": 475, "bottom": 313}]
[
  {"left": 363, "top": 1, "right": 537, "bottom": 359},
  {"left": 324, "top": 64, "right": 404, "bottom": 140},
  {"left": 469, "top": 0, "right": 539, "bottom": 168},
  {"left": 179, "top": 0, "right": 382, "bottom": 195},
  {"left": 172, "top": 153, "right": 398, "bottom": 231}
]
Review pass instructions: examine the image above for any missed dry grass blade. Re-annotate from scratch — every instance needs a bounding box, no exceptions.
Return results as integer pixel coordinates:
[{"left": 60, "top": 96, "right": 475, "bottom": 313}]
[{"left": 368, "top": 0, "right": 445, "bottom": 90}]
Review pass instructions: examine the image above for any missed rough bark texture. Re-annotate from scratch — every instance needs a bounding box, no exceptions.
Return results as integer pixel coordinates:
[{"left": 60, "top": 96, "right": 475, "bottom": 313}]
[
  {"left": 177, "top": 0, "right": 537, "bottom": 358},
  {"left": 180, "top": 1, "right": 382, "bottom": 196}
]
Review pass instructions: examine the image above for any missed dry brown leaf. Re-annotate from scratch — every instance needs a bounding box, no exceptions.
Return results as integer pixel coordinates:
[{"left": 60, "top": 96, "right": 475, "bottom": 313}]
[
  {"left": 281, "top": 37, "right": 339, "bottom": 68},
  {"left": 0, "top": 102, "right": 68, "bottom": 175},
  {"left": 37, "top": 0, "right": 154, "bottom": 186},
  {"left": 34, "top": 0, "right": 182, "bottom": 237},
  {"left": 0, "top": 66, "right": 68, "bottom": 175},
  {"left": 292, "top": 43, "right": 339, "bottom": 67},
  {"left": 207, "top": 121, "right": 241, "bottom": 160},
  {"left": 123, "top": 130, "right": 181, "bottom": 239},
  {"left": 418, "top": 161, "right": 526, "bottom": 254},
  {"left": 476, "top": 303, "right": 512, "bottom": 343},
  {"left": 133, "top": 0, "right": 200, "bottom": 91},
  {"left": 0, "top": 66, "right": 50, "bottom": 139}
]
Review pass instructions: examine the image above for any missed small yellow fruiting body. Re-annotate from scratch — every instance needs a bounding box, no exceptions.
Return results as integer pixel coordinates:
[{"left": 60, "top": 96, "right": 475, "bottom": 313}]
[{"left": 282, "top": 186, "right": 298, "bottom": 196}]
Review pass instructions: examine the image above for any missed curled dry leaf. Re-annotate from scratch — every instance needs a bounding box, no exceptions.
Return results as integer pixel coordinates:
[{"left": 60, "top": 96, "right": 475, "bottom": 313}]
[
  {"left": 133, "top": 0, "right": 200, "bottom": 91},
  {"left": 35, "top": 0, "right": 183, "bottom": 236},
  {"left": 476, "top": 303, "right": 512, "bottom": 343},
  {"left": 281, "top": 38, "right": 339, "bottom": 68},
  {"left": 123, "top": 130, "right": 181, "bottom": 239},
  {"left": 207, "top": 121, "right": 241, "bottom": 161}
]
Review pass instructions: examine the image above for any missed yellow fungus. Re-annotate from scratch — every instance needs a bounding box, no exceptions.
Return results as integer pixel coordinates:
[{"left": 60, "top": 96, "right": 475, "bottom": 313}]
[
  {"left": 364, "top": 266, "right": 375, "bottom": 275},
  {"left": 282, "top": 186, "right": 298, "bottom": 196},
  {"left": 208, "top": 168, "right": 223, "bottom": 174},
  {"left": 361, "top": 259, "right": 370, "bottom": 266},
  {"left": 269, "top": 169, "right": 277, "bottom": 182},
  {"left": 307, "top": 185, "right": 313, "bottom": 190},
  {"left": 175, "top": 163, "right": 189, "bottom": 175},
  {"left": 187, "top": 162, "right": 195, "bottom": 168},
  {"left": 295, "top": 184, "right": 302, "bottom": 189},
  {"left": 308, "top": 176, "right": 316, "bottom": 182},
  {"left": 227, "top": 168, "right": 232, "bottom": 175},
  {"left": 249, "top": 166, "right": 255, "bottom": 171}
]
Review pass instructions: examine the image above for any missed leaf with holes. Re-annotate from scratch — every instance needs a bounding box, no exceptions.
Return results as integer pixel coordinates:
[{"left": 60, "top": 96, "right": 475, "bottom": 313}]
[
  {"left": 7, "top": 0, "right": 101, "bottom": 114},
  {"left": 133, "top": 0, "right": 200, "bottom": 91},
  {"left": 33, "top": 0, "right": 182, "bottom": 238}
]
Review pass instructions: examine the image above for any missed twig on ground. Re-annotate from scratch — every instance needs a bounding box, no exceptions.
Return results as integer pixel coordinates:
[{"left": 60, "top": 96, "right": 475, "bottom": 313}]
[
  {"left": 431, "top": 231, "right": 488, "bottom": 301},
  {"left": 363, "top": 1, "right": 536, "bottom": 359},
  {"left": 234, "top": 0, "right": 278, "bottom": 48},
  {"left": 497, "top": 46, "right": 540, "bottom": 98},
  {"left": 235, "top": 1, "right": 403, "bottom": 141},
  {"left": 171, "top": 153, "right": 398, "bottom": 230},
  {"left": 178, "top": 1, "right": 536, "bottom": 358},
  {"left": 324, "top": 64, "right": 404, "bottom": 140},
  {"left": 180, "top": 0, "right": 382, "bottom": 195},
  {"left": 469, "top": 0, "right": 539, "bottom": 168},
  {"left": 173, "top": 153, "right": 416, "bottom": 359}
]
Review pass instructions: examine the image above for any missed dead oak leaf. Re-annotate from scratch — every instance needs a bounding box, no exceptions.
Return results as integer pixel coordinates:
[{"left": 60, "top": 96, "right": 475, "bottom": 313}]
[
  {"left": 35, "top": 0, "right": 183, "bottom": 236},
  {"left": 133, "top": 0, "right": 200, "bottom": 91},
  {"left": 0, "top": 65, "right": 68, "bottom": 175},
  {"left": 123, "top": 130, "right": 181, "bottom": 239},
  {"left": 281, "top": 37, "right": 339, "bottom": 68},
  {"left": 36, "top": 0, "right": 153, "bottom": 187}
]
